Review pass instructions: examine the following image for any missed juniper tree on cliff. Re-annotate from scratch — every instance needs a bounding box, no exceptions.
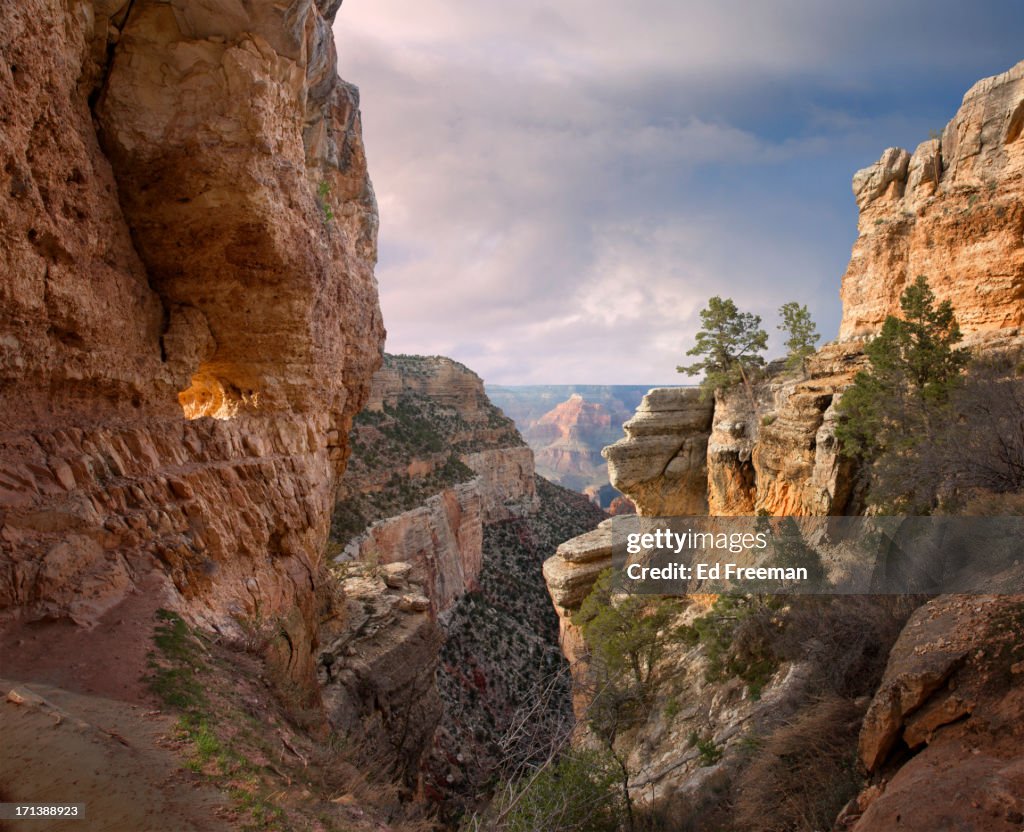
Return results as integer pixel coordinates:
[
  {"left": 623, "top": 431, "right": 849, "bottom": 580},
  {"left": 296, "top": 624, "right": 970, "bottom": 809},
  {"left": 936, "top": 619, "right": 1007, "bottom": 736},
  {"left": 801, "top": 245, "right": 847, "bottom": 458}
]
[
  {"left": 678, "top": 296, "right": 768, "bottom": 403},
  {"left": 778, "top": 302, "right": 820, "bottom": 370},
  {"left": 836, "top": 275, "right": 970, "bottom": 511}
]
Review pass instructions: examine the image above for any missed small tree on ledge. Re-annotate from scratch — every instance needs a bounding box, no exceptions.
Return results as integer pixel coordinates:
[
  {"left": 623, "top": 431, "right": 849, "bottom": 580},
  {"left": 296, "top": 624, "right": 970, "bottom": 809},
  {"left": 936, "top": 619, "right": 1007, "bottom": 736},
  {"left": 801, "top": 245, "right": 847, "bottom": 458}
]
[
  {"left": 678, "top": 296, "right": 768, "bottom": 403},
  {"left": 778, "top": 301, "right": 820, "bottom": 371}
]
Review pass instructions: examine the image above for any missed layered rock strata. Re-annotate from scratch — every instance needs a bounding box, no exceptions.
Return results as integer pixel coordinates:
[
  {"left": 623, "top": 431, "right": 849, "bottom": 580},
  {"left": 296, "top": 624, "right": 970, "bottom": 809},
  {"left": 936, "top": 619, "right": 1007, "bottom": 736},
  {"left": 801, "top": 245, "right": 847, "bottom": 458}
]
[
  {"left": 840, "top": 60, "right": 1024, "bottom": 341},
  {"left": 543, "top": 59, "right": 1024, "bottom": 828},
  {"left": 318, "top": 563, "right": 442, "bottom": 787},
  {"left": 1, "top": 0, "right": 383, "bottom": 692},
  {"left": 332, "top": 356, "right": 536, "bottom": 610},
  {"left": 340, "top": 483, "right": 483, "bottom": 613},
  {"left": 602, "top": 346, "right": 865, "bottom": 523},
  {"left": 603, "top": 388, "right": 714, "bottom": 516}
]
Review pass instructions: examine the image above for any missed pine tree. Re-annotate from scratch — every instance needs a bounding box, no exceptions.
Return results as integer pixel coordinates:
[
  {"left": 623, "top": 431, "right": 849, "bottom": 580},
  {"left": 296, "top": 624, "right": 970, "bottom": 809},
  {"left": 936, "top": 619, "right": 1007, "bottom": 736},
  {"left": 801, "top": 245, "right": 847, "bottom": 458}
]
[
  {"left": 678, "top": 296, "right": 768, "bottom": 401},
  {"left": 777, "top": 302, "right": 820, "bottom": 370},
  {"left": 836, "top": 275, "right": 970, "bottom": 510}
]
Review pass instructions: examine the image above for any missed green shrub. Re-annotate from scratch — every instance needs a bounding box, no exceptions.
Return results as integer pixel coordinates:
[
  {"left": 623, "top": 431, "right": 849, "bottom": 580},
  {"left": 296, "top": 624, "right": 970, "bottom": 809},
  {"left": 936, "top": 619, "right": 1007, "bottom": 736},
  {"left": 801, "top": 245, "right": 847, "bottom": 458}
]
[
  {"left": 482, "top": 749, "right": 625, "bottom": 832},
  {"left": 676, "top": 594, "right": 783, "bottom": 697}
]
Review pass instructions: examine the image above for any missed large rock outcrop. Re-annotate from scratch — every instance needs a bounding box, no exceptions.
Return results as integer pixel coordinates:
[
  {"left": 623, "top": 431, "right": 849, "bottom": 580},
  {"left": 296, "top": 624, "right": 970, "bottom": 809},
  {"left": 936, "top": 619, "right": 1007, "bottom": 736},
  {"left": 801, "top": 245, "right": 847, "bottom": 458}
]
[
  {"left": 1, "top": 0, "right": 383, "bottom": 692},
  {"left": 840, "top": 60, "right": 1024, "bottom": 341},
  {"left": 318, "top": 564, "right": 443, "bottom": 788},
  {"left": 543, "top": 59, "right": 1024, "bottom": 829},
  {"left": 845, "top": 595, "right": 1024, "bottom": 832},
  {"left": 597, "top": 62, "right": 1023, "bottom": 523},
  {"left": 604, "top": 388, "right": 714, "bottom": 516},
  {"left": 602, "top": 348, "right": 864, "bottom": 521},
  {"left": 340, "top": 483, "right": 484, "bottom": 613}
]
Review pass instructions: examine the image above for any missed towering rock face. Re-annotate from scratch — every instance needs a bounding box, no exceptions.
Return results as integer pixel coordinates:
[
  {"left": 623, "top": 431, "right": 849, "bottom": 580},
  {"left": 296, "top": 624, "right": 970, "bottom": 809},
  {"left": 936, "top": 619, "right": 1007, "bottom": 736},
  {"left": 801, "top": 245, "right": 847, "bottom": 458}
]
[
  {"left": 319, "top": 356, "right": 604, "bottom": 797},
  {"left": 840, "top": 60, "right": 1024, "bottom": 342},
  {"left": 601, "top": 60, "right": 1024, "bottom": 523},
  {"left": 0, "top": 0, "right": 383, "bottom": 691}
]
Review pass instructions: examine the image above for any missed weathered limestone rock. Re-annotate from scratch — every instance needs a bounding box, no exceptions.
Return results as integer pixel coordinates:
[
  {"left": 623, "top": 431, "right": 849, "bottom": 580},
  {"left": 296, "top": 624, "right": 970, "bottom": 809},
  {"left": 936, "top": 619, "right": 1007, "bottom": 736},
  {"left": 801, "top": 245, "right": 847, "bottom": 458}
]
[
  {"left": 366, "top": 355, "right": 495, "bottom": 423},
  {"left": 332, "top": 354, "right": 537, "bottom": 611},
  {"left": 750, "top": 344, "right": 866, "bottom": 516},
  {"left": 542, "top": 519, "right": 613, "bottom": 610},
  {"left": 461, "top": 446, "right": 539, "bottom": 520},
  {"left": 604, "top": 388, "right": 713, "bottom": 516},
  {"left": 840, "top": 60, "right": 1024, "bottom": 341},
  {"left": 541, "top": 519, "right": 614, "bottom": 715},
  {"left": 0, "top": 0, "right": 383, "bottom": 694},
  {"left": 705, "top": 383, "right": 765, "bottom": 516}
]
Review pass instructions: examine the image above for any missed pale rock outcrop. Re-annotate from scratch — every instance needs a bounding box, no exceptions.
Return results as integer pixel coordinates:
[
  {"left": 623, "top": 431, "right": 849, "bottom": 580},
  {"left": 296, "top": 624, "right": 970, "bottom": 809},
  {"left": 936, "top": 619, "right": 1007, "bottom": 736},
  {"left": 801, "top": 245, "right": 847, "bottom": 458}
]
[
  {"left": 542, "top": 60, "right": 1024, "bottom": 830},
  {"left": 750, "top": 344, "right": 866, "bottom": 516},
  {"left": 604, "top": 388, "right": 714, "bottom": 516},
  {"left": 0, "top": 0, "right": 383, "bottom": 693},
  {"left": 542, "top": 519, "right": 613, "bottom": 713},
  {"left": 366, "top": 355, "right": 496, "bottom": 425},
  {"left": 840, "top": 60, "right": 1024, "bottom": 341},
  {"left": 318, "top": 565, "right": 443, "bottom": 787},
  {"left": 332, "top": 356, "right": 537, "bottom": 611},
  {"left": 543, "top": 519, "right": 614, "bottom": 612},
  {"left": 462, "top": 446, "right": 538, "bottom": 521}
]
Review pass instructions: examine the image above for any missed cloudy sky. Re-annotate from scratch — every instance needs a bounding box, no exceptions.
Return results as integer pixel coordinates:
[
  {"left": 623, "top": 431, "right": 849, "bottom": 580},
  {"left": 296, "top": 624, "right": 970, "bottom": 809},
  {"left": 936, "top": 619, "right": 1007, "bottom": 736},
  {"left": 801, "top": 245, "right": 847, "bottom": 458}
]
[{"left": 334, "top": 2, "right": 1024, "bottom": 384}]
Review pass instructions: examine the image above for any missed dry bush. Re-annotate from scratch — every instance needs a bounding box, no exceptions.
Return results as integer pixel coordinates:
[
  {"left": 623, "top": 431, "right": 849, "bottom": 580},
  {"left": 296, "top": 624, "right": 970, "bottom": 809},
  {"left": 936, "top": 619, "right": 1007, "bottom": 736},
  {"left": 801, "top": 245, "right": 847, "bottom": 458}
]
[
  {"left": 775, "top": 595, "right": 916, "bottom": 698},
  {"left": 732, "top": 695, "right": 865, "bottom": 832},
  {"left": 960, "top": 489, "right": 1024, "bottom": 516}
]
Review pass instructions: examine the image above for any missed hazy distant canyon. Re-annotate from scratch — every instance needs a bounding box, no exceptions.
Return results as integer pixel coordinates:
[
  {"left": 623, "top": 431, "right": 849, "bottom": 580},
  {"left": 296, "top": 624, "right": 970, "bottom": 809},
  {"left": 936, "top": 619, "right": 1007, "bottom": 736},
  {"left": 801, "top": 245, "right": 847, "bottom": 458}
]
[{"left": 487, "top": 384, "right": 653, "bottom": 507}]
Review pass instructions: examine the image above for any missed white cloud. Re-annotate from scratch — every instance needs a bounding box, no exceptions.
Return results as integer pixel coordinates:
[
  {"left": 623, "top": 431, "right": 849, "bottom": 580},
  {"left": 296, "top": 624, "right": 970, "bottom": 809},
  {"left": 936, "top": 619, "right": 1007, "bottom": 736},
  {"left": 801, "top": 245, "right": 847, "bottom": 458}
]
[{"left": 333, "top": 0, "right": 1024, "bottom": 383}]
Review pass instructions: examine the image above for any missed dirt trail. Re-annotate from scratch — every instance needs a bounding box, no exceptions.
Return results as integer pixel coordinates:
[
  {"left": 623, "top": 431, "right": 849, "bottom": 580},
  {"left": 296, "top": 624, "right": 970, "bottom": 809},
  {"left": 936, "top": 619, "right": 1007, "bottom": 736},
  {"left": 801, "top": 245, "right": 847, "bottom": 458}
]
[
  {"left": 0, "top": 680, "right": 232, "bottom": 832},
  {"left": 0, "top": 570, "right": 234, "bottom": 831}
]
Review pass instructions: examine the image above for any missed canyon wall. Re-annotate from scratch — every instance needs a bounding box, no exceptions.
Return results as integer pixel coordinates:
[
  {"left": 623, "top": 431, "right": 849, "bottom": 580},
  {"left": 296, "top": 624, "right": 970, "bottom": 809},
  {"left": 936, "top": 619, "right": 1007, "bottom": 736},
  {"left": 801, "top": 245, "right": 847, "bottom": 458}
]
[
  {"left": 1, "top": 0, "right": 383, "bottom": 691},
  {"left": 316, "top": 356, "right": 607, "bottom": 804},
  {"left": 330, "top": 355, "right": 536, "bottom": 611},
  {"left": 600, "top": 59, "right": 1024, "bottom": 526},
  {"left": 489, "top": 385, "right": 650, "bottom": 504}
]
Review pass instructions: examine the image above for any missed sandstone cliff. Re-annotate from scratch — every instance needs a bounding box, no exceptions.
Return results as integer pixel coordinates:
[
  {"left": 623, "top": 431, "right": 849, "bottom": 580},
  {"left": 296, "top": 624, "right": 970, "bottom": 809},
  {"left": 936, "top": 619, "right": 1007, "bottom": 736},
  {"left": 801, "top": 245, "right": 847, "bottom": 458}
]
[
  {"left": 840, "top": 60, "right": 1023, "bottom": 341},
  {"left": 318, "top": 355, "right": 605, "bottom": 806},
  {"left": 1, "top": 0, "right": 382, "bottom": 696},
  {"left": 602, "top": 61, "right": 1024, "bottom": 524}
]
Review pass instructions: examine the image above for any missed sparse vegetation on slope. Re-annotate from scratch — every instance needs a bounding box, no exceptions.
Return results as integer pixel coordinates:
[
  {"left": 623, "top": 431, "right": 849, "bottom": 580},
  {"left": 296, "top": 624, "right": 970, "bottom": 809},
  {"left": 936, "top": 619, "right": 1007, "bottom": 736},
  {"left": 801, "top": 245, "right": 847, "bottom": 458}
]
[
  {"left": 432, "top": 478, "right": 607, "bottom": 818},
  {"left": 146, "top": 609, "right": 436, "bottom": 832},
  {"left": 330, "top": 382, "right": 523, "bottom": 549}
]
